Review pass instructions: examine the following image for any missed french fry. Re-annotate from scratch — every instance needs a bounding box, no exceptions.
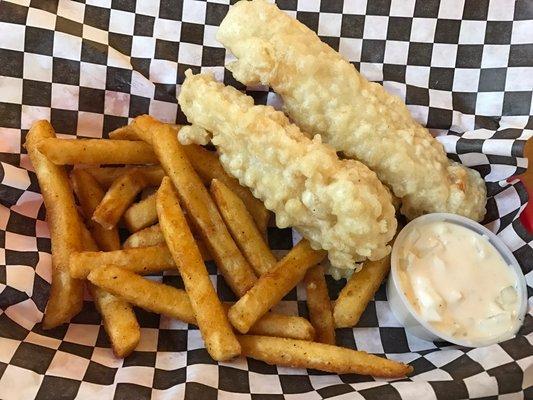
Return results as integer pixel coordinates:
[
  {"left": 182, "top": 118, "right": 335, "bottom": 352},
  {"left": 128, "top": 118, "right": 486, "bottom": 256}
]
[
  {"left": 123, "top": 193, "right": 158, "bottom": 232},
  {"left": 182, "top": 144, "right": 270, "bottom": 235},
  {"left": 304, "top": 265, "right": 335, "bottom": 344},
  {"left": 211, "top": 179, "right": 276, "bottom": 276},
  {"left": 25, "top": 120, "right": 84, "bottom": 329},
  {"left": 228, "top": 240, "right": 327, "bottom": 333},
  {"left": 79, "top": 224, "right": 140, "bottom": 358},
  {"left": 247, "top": 312, "right": 315, "bottom": 341},
  {"left": 83, "top": 166, "right": 165, "bottom": 190},
  {"left": 131, "top": 115, "right": 257, "bottom": 297},
  {"left": 157, "top": 177, "right": 241, "bottom": 360},
  {"left": 123, "top": 224, "right": 212, "bottom": 261},
  {"left": 69, "top": 245, "right": 174, "bottom": 279},
  {"left": 88, "top": 265, "right": 196, "bottom": 323},
  {"left": 108, "top": 125, "right": 140, "bottom": 141},
  {"left": 92, "top": 170, "right": 148, "bottom": 230},
  {"left": 71, "top": 169, "right": 121, "bottom": 251},
  {"left": 238, "top": 335, "right": 413, "bottom": 377},
  {"left": 333, "top": 254, "right": 392, "bottom": 328},
  {"left": 37, "top": 138, "right": 158, "bottom": 165}
]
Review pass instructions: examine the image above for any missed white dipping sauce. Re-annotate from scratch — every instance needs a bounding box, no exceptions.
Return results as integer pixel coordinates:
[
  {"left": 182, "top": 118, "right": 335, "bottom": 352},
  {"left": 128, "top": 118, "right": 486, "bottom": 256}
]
[{"left": 397, "top": 221, "right": 521, "bottom": 342}]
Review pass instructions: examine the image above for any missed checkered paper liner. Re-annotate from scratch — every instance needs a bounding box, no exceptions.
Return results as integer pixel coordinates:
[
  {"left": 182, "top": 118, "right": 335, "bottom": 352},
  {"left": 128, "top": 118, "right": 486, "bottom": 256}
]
[{"left": 0, "top": 0, "right": 532, "bottom": 398}]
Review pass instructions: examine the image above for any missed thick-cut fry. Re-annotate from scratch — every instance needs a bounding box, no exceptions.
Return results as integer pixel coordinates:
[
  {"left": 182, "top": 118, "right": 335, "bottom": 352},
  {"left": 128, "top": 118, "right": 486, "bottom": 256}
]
[
  {"left": 228, "top": 240, "right": 326, "bottom": 333},
  {"left": 83, "top": 166, "right": 165, "bottom": 190},
  {"left": 238, "top": 335, "right": 413, "bottom": 377},
  {"left": 37, "top": 138, "right": 158, "bottom": 165},
  {"left": 211, "top": 179, "right": 276, "bottom": 276},
  {"left": 247, "top": 312, "right": 315, "bottom": 341},
  {"left": 71, "top": 169, "right": 121, "bottom": 251},
  {"left": 304, "top": 265, "right": 335, "bottom": 344},
  {"left": 122, "top": 224, "right": 212, "bottom": 260},
  {"left": 69, "top": 245, "right": 174, "bottom": 279},
  {"left": 182, "top": 144, "right": 270, "bottom": 235},
  {"left": 157, "top": 177, "right": 241, "bottom": 361},
  {"left": 25, "top": 120, "right": 84, "bottom": 329},
  {"left": 131, "top": 115, "right": 257, "bottom": 297},
  {"left": 80, "top": 224, "right": 140, "bottom": 358},
  {"left": 124, "top": 193, "right": 158, "bottom": 232},
  {"left": 108, "top": 125, "right": 141, "bottom": 141},
  {"left": 92, "top": 170, "right": 148, "bottom": 230},
  {"left": 88, "top": 265, "right": 196, "bottom": 323},
  {"left": 334, "top": 254, "right": 392, "bottom": 328}
]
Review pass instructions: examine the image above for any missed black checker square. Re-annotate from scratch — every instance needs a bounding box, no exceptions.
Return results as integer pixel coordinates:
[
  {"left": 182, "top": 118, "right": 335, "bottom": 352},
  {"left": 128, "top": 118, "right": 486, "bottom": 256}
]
[
  {"left": 359, "top": 384, "right": 401, "bottom": 400},
  {"left": 22, "top": 80, "right": 51, "bottom": 107},
  {"left": 413, "top": 0, "right": 440, "bottom": 18},
  {"left": 159, "top": 0, "right": 183, "bottom": 21},
  {"left": 219, "top": 366, "right": 250, "bottom": 393},
  {"left": 462, "top": 0, "right": 489, "bottom": 20},
  {"left": 112, "top": 0, "right": 136, "bottom": 13},
  {"left": 509, "top": 44, "right": 533, "bottom": 67},
  {"left": 153, "top": 367, "right": 186, "bottom": 390},
  {"left": 6, "top": 211, "right": 36, "bottom": 236},
  {"left": 35, "top": 376, "right": 81, "bottom": 400},
  {"left": 386, "top": 17, "right": 412, "bottom": 41},
  {"left": 206, "top": 2, "right": 230, "bottom": 26},
  {"left": 341, "top": 14, "right": 365, "bottom": 39},
  {"left": 11, "top": 342, "right": 55, "bottom": 375},
  {"left": 83, "top": 361, "right": 117, "bottom": 385},
  {"left": 50, "top": 108, "right": 77, "bottom": 134},
  {"left": 108, "top": 33, "right": 133, "bottom": 56},
  {"left": 361, "top": 39, "right": 386, "bottom": 63},
  {"left": 478, "top": 68, "right": 507, "bottom": 92},
  {"left": 106, "top": 66, "right": 133, "bottom": 93},
  {"left": 122, "top": 351, "right": 156, "bottom": 367},
  {"left": 434, "top": 19, "right": 461, "bottom": 43},
  {"left": 157, "top": 329, "right": 188, "bottom": 352},
  {"left": 441, "top": 354, "right": 484, "bottom": 380},
  {"left": 320, "top": 0, "right": 344, "bottom": 14},
  {"left": 114, "top": 383, "right": 152, "bottom": 400},
  {"left": 279, "top": 375, "right": 314, "bottom": 394},
  {"left": 52, "top": 58, "right": 80, "bottom": 85},
  {"left": 503, "top": 91, "right": 532, "bottom": 116},
  {"left": 0, "top": 49, "right": 24, "bottom": 79},
  {"left": 81, "top": 39, "right": 109, "bottom": 65},
  {"left": 134, "top": 14, "right": 155, "bottom": 36},
  {"left": 155, "top": 39, "right": 179, "bottom": 61},
  {"left": 55, "top": 16, "right": 83, "bottom": 37},
  {"left": 407, "top": 42, "right": 433, "bottom": 65},
  {"left": 129, "top": 94, "right": 151, "bottom": 117},
  {"left": 103, "top": 114, "right": 129, "bottom": 135},
  {"left": 429, "top": 67, "right": 454, "bottom": 91},
  {"left": 296, "top": 11, "right": 319, "bottom": 32},
  {"left": 429, "top": 380, "right": 468, "bottom": 400},
  {"left": 185, "top": 382, "right": 218, "bottom": 400},
  {"left": 202, "top": 46, "right": 226, "bottom": 67},
  {"left": 84, "top": 5, "right": 111, "bottom": 31},
  {"left": 180, "top": 22, "right": 205, "bottom": 46},
  {"left": 455, "top": 44, "right": 483, "bottom": 68},
  {"left": 79, "top": 87, "right": 105, "bottom": 113},
  {"left": 0, "top": 1, "right": 28, "bottom": 24},
  {"left": 427, "top": 107, "right": 453, "bottom": 129},
  {"left": 452, "top": 92, "right": 477, "bottom": 115},
  {"left": 485, "top": 21, "right": 513, "bottom": 44},
  {"left": 24, "top": 27, "right": 54, "bottom": 56},
  {"left": 379, "top": 327, "right": 410, "bottom": 353}
]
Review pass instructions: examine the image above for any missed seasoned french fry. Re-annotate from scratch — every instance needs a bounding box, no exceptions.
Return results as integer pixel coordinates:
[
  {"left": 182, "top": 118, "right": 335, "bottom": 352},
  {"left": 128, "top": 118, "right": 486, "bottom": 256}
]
[
  {"left": 92, "top": 170, "right": 148, "bottom": 230},
  {"left": 124, "top": 193, "right": 158, "bottom": 232},
  {"left": 304, "top": 265, "right": 335, "bottom": 344},
  {"left": 211, "top": 179, "right": 276, "bottom": 276},
  {"left": 25, "top": 120, "right": 84, "bottom": 329},
  {"left": 247, "top": 312, "right": 315, "bottom": 341},
  {"left": 69, "top": 245, "right": 174, "bottom": 279},
  {"left": 157, "top": 177, "right": 241, "bottom": 360},
  {"left": 80, "top": 224, "right": 140, "bottom": 358},
  {"left": 88, "top": 265, "right": 196, "bottom": 323},
  {"left": 123, "top": 224, "right": 166, "bottom": 248},
  {"left": 228, "top": 240, "right": 326, "bottom": 333},
  {"left": 131, "top": 115, "right": 257, "bottom": 297},
  {"left": 37, "top": 138, "right": 158, "bottom": 165},
  {"left": 83, "top": 166, "right": 165, "bottom": 190},
  {"left": 122, "top": 224, "right": 212, "bottom": 260},
  {"left": 108, "top": 125, "right": 140, "bottom": 141},
  {"left": 333, "top": 254, "right": 392, "bottom": 328},
  {"left": 182, "top": 144, "right": 270, "bottom": 235},
  {"left": 238, "top": 335, "right": 413, "bottom": 377},
  {"left": 71, "top": 169, "right": 121, "bottom": 251}
]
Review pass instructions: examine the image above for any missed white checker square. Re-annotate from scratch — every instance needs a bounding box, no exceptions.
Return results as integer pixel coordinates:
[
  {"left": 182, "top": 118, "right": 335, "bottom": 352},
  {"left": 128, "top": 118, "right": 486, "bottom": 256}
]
[
  {"left": 200, "top": 65, "right": 225, "bottom": 81},
  {"left": 0, "top": 366, "right": 43, "bottom": 400},
  {"left": 393, "top": 382, "right": 437, "bottom": 400},
  {"left": 475, "top": 92, "right": 504, "bottom": 116},
  {"left": 5, "top": 300, "right": 41, "bottom": 330},
  {"left": 26, "top": 7, "right": 56, "bottom": 30},
  {"left": 438, "top": 0, "right": 465, "bottom": 19},
  {"left": 155, "top": 351, "right": 188, "bottom": 370},
  {"left": 299, "top": 0, "right": 321, "bottom": 12},
  {"left": 429, "top": 89, "right": 452, "bottom": 109},
  {"left": 104, "top": 91, "right": 130, "bottom": 117},
  {"left": 202, "top": 25, "right": 221, "bottom": 47},
  {"left": 91, "top": 346, "right": 124, "bottom": 368},
  {"left": 109, "top": 9, "right": 135, "bottom": 35},
  {"left": 506, "top": 68, "right": 533, "bottom": 92},
  {"left": 178, "top": 42, "right": 203, "bottom": 66},
  {"left": 487, "top": 0, "right": 516, "bottom": 21},
  {"left": 153, "top": 18, "right": 181, "bottom": 41},
  {"left": 21, "top": 106, "right": 51, "bottom": 130},
  {"left": 511, "top": 20, "right": 533, "bottom": 44},
  {"left": 115, "top": 366, "right": 154, "bottom": 387},
  {"left": 82, "top": 25, "right": 109, "bottom": 46},
  {"left": 0, "top": 337, "right": 19, "bottom": 363},
  {"left": 481, "top": 44, "right": 510, "bottom": 68},
  {"left": 308, "top": 375, "right": 343, "bottom": 390},
  {"left": 79, "top": 62, "right": 107, "bottom": 90},
  {"left": 107, "top": 47, "right": 132, "bottom": 69},
  {"left": 459, "top": 20, "right": 487, "bottom": 44},
  {"left": 187, "top": 329, "right": 204, "bottom": 350},
  {"left": 0, "top": 206, "right": 8, "bottom": 231},
  {"left": 407, "top": 104, "right": 429, "bottom": 125},
  {"left": 187, "top": 364, "right": 219, "bottom": 388},
  {"left": 0, "top": 76, "right": 23, "bottom": 104},
  {"left": 249, "top": 372, "right": 283, "bottom": 394},
  {"left": 6, "top": 265, "right": 35, "bottom": 295},
  {"left": 53, "top": 31, "right": 82, "bottom": 60},
  {"left": 410, "top": 18, "right": 437, "bottom": 43},
  {"left": 51, "top": 83, "right": 79, "bottom": 110},
  {"left": 136, "top": 0, "right": 160, "bottom": 17},
  {"left": 182, "top": 0, "right": 207, "bottom": 24},
  {"left": 76, "top": 382, "right": 115, "bottom": 400},
  {"left": 389, "top": 0, "right": 415, "bottom": 17},
  {"left": 318, "top": 13, "right": 342, "bottom": 37},
  {"left": 352, "top": 328, "right": 384, "bottom": 353},
  {"left": 464, "top": 372, "right": 499, "bottom": 399},
  {"left": 131, "top": 36, "right": 156, "bottom": 58},
  {"left": 405, "top": 65, "right": 430, "bottom": 87},
  {"left": 384, "top": 40, "right": 409, "bottom": 65},
  {"left": 0, "top": 128, "right": 20, "bottom": 153},
  {"left": 339, "top": 37, "right": 362, "bottom": 62},
  {"left": 64, "top": 323, "right": 100, "bottom": 346},
  {"left": 136, "top": 328, "right": 159, "bottom": 352},
  {"left": 363, "top": 15, "right": 389, "bottom": 40},
  {"left": 375, "top": 300, "right": 403, "bottom": 327},
  {"left": 359, "top": 62, "right": 383, "bottom": 82},
  {"left": 77, "top": 111, "right": 104, "bottom": 138},
  {"left": 150, "top": 59, "right": 178, "bottom": 83},
  {"left": 24, "top": 331, "right": 61, "bottom": 350},
  {"left": 57, "top": 0, "right": 85, "bottom": 23},
  {"left": 23, "top": 53, "right": 53, "bottom": 82},
  {"left": 431, "top": 43, "right": 458, "bottom": 68},
  {"left": 494, "top": 185, "right": 522, "bottom": 217},
  {"left": 467, "top": 345, "right": 514, "bottom": 370},
  {"left": 86, "top": 0, "right": 111, "bottom": 6},
  {"left": 1, "top": 164, "right": 30, "bottom": 191},
  {"left": 0, "top": 22, "right": 25, "bottom": 51},
  {"left": 452, "top": 68, "right": 480, "bottom": 92},
  {"left": 410, "top": 368, "right": 453, "bottom": 382},
  {"left": 47, "top": 351, "right": 90, "bottom": 381},
  {"left": 130, "top": 70, "right": 155, "bottom": 98}
]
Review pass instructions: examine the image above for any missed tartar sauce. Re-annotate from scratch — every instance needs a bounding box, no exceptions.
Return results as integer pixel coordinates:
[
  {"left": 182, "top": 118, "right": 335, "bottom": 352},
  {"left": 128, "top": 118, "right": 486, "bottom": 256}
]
[{"left": 397, "top": 221, "right": 521, "bottom": 342}]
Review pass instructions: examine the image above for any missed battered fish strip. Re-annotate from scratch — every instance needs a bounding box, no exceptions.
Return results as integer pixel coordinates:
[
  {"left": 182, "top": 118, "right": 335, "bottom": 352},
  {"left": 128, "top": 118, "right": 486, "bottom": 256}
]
[
  {"left": 178, "top": 72, "right": 397, "bottom": 271},
  {"left": 217, "top": 0, "right": 486, "bottom": 221}
]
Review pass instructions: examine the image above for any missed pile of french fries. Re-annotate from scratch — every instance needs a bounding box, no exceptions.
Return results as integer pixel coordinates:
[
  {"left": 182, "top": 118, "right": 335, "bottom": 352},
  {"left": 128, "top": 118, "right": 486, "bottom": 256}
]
[{"left": 24, "top": 115, "right": 412, "bottom": 377}]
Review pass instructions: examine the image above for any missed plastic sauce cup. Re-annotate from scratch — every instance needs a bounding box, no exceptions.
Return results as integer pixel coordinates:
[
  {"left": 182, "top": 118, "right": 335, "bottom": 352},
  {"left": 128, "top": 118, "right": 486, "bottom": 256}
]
[{"left": 386, "top": 213, "right": 528, "bottom": 347}]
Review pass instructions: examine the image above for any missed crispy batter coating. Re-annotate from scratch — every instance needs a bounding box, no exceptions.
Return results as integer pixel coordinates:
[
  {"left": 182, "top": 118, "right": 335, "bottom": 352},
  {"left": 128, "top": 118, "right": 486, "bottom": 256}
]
[
  {"left": 178, "top": 72, "right": 397, "bottom": 270},
  {"left": 217, "top": 0, "right": 486, "bottom": 221}
]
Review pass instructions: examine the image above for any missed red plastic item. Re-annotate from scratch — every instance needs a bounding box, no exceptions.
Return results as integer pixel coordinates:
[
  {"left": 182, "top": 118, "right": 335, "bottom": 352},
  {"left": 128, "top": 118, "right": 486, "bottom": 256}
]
[{"left": 509, "top": 138, "right": 533, "bottom": 234}]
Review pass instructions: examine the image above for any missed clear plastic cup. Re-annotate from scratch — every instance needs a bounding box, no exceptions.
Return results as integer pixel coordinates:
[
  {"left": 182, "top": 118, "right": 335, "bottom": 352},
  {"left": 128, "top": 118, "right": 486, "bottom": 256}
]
[{"left": 386, "top": 213, "right": 528, "bottom": 347}]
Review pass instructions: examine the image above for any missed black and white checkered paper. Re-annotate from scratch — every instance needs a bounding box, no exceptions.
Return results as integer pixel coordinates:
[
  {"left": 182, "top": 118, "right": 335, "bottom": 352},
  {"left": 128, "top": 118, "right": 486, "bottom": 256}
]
[{"left": 0, "top": 0, "right": 532, "bottom": 399}]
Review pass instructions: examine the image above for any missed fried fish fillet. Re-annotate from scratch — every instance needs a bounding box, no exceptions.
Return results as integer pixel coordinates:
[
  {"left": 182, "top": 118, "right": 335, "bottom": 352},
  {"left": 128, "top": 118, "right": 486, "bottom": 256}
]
[
  {"left": 217, "top": 0, "right": 486, "bottom": 221},
  {"left": 178, "top": 72, "right": 397, "bottom": 271}
]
